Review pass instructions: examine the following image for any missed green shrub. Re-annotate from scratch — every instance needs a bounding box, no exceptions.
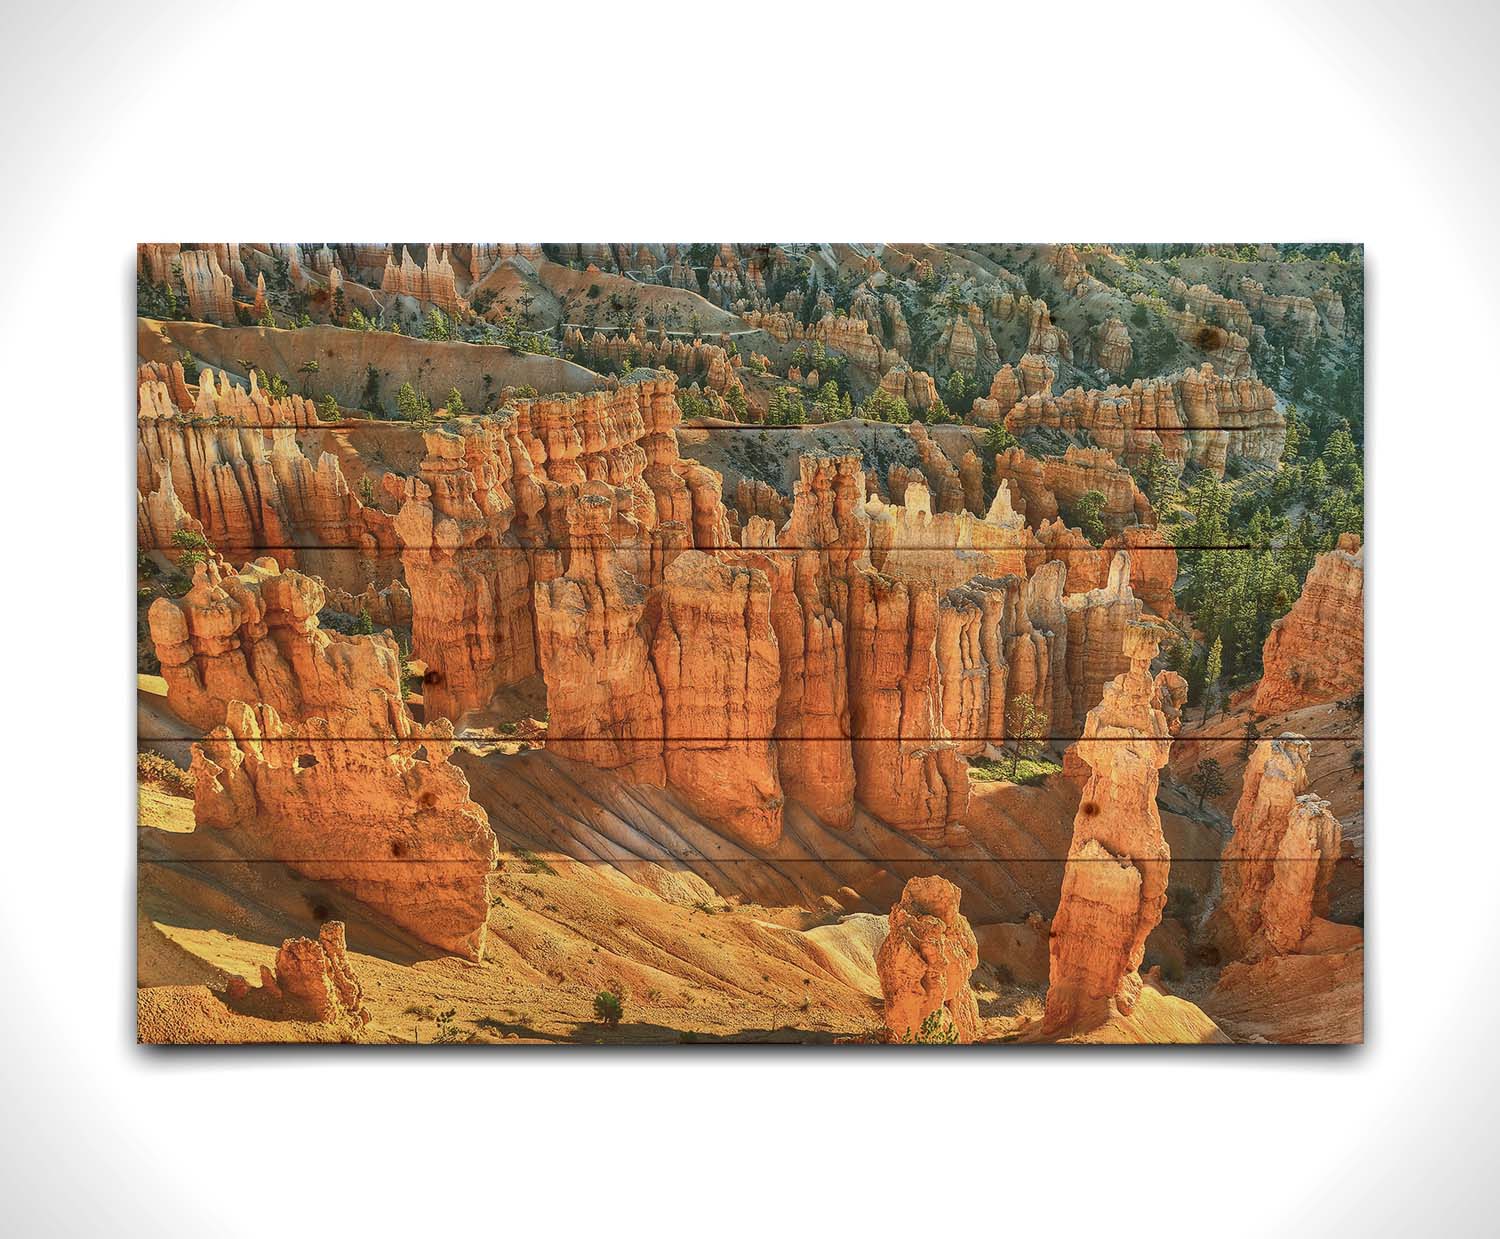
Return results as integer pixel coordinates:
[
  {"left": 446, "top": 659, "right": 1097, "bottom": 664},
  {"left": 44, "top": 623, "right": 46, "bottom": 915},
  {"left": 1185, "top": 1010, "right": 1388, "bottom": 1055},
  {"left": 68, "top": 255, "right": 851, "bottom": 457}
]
[
  {"left": 593, "top": 989, "right": 624, "bottom": 1028},
  {"left": 899, "top": 1007, "right": 958, "bottom": 1044},
  {"left": 170, "top": 528, "right": 213, "bottom": 568}
]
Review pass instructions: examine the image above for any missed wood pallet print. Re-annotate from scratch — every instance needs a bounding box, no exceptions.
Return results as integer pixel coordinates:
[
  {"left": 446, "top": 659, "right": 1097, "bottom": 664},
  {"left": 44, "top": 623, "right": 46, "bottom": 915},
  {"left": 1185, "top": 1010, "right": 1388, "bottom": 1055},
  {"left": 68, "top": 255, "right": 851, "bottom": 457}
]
[{"left": 135, "top": 242, "right": 1364, "bottom": 1045}]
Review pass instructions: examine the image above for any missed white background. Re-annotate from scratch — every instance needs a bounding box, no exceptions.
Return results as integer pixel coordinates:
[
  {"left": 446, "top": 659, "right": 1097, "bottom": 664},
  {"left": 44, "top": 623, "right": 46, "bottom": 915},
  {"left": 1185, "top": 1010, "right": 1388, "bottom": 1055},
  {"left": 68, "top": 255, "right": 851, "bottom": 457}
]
[{"left": 0, "top": 1, "right": 1494, "bottom": 1234}]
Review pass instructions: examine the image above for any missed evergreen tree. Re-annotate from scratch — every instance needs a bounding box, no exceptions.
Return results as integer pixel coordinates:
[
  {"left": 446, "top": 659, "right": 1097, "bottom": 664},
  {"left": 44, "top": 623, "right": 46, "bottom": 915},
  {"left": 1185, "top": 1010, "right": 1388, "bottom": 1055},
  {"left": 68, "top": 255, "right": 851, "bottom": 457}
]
[
  {"left": 1188, "top": 757, "right": 1227, "bottom": 810},
  {"left": 396, "top": 381, "right": 433, "bottom": 427},
  {"left": 1203, "top": 637, "right": 1223, "bottom": 721}
]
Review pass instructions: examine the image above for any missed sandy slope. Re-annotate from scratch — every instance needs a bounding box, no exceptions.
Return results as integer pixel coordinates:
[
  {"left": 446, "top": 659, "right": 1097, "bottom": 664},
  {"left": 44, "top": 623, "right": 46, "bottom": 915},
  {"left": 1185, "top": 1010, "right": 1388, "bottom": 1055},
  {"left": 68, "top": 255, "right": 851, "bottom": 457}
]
[{"left": 138, "top": 696, "right": 1237, "bottom": 1045}]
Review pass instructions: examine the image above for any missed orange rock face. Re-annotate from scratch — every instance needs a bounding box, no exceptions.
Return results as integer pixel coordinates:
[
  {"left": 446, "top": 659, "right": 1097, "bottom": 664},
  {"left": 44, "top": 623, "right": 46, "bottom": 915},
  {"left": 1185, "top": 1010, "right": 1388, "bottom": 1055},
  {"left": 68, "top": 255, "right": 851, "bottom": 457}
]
[
  {"left": 994, "top": 445, "right": 1155, "bottom": 539},
  {"left": 1254, "top": 534, "right": 1364, "bottom": 714},
  {"left": 1044, "top": 621, "right": 1172, "bottom": 1036},
  {"left": 994, "top": 447, "right": 1059, "bottom": 527},
  {"left": 394, "top": 421, "right": 540, "bottom": 725},
  {"left": 226, "top": 921, "right": 371, "bottom": 1034},
  {"left": 1061, "top": 551, "right": 1144, "bottom": 734},
  {"left": 937, "top": 573, "right": 1059, "bottom": 755},
  {"left": 148, "top": 558, "right": 402, "bottom": 732},
  {"left": 876, "top": 876, "right": 981, "bottom": 1043},
  {"left": 192, "top": 699, "right": 498, "bottom": 960},
  {"left": 848, "top": 571, "right": 970, "bottom": 845},
  {"left": 878, "top": 364, "right": 939, "bottom": 413},
  {"left": 381, "top": 244, "right": 465, "bottom": 314},
  {"left": 394, "top": 373, "right": 733, "bottom": 723},
  {"left": 761, "top": 454, "right": 867, "bottom": 828},
  {"left": 1213, "top": 735, "right": 1343, "bottom": 959},
  {"left": 533, "top": 495, "right": 666, "bottom": 782},
  {"left": 1042, "top": 445, "right": 1154, "bottom": 531},
  {"left": 177, "top": 249, "right": 236, "bottom": 323},
  {"left": 652, "top": 552, "right": 784, "bottom": 847},
  {"left": 1100, "top": 526, "right": 1177, "bottom": 619}
]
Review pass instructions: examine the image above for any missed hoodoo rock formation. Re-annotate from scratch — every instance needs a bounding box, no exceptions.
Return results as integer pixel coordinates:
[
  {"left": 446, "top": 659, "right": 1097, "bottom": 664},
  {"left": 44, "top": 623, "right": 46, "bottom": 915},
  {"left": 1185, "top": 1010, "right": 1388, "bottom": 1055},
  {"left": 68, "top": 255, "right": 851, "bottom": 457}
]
[
  {"left": 848, "top": 571, "right": 971, "bottom": 845},
  {"left": 533, "top": 494, "right": 667, "bottom": 782},
  {"left": 394, "top": 422, "right": 541, "bottom": 725},
  {"left": 1091, "top": 316, "right": 1133, "bottom": 375},
  {"left": 1254, "top": 533, "right": 1364, "bottom": 714},
  {"left": 535, "top": 507, "right": 783, "bottom": 846},
  {"left": 1213, "top": 735, "right": 1343, "bottom": 959},
  {"left": 226, "top": 922, "right": 371, "bottom": 1034},
  {"left": 381, "top": 245, "right": 465, "bottom": 314},
  {"left": 1061, "top": 552, "right": 1144, "bottom": 734},
  {"left": 758, "top": 453, "right": 866, "bottom": 829},
  {"left": 135, "top": 241, "right": 1364, "bottom": 1046},
  {"left": 178, "top": 249, "right": 236, "bottom": 323},
  {"left": 395, "top": 374, "right": 736, "bottom": 723},
  {"left": 937, "top": 572, "right": 1062, "bottom": 756},
  {"left": 1044, "top": 621, "right": 1174, "bottom": 1035},
  {"left": 192, "top": 699, "right": 498, "bottom": 960},
  {"left": 876, "top": 876, "right": 981, "bottom": 1043},
  {"left": 148, "top": 558, "right": 403, "bottom": 732},
  {"left": 652, "top": 552, "right": 784, "bottom": 848},
  {"left": 137, "top": 365, "right": 401, "bottom": 592}
]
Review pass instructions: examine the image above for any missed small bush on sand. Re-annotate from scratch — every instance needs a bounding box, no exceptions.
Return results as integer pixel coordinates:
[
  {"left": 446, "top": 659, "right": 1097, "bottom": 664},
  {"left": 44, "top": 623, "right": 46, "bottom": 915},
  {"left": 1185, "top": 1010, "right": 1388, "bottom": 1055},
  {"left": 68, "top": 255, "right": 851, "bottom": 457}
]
[
  {"left": 593, "top": 989, "right": 624, "bottom": 1028},
  {"left": 1014, "top": 995, "right": 1045, "bottom": 1023}
]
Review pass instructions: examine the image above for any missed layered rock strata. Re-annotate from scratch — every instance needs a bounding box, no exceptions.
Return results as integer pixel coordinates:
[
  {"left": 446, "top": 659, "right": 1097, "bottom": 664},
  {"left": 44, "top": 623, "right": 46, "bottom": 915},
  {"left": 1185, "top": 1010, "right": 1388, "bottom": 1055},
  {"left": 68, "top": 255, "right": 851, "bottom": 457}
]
[
  {"left": 848, "top": 571, "right": 971, "bottom": 845},
  {"left": 137, "top": 366, "right": 400, "bottom": 591},
  {"left": 652, "top": 552, "right": 784, "bottom": 847},
  {"left": 1004, "top": 365, "right": 1283, "bottom": 477},
  {"left": 1062, "top": 552, "right": 1144, "bottom": 734}
]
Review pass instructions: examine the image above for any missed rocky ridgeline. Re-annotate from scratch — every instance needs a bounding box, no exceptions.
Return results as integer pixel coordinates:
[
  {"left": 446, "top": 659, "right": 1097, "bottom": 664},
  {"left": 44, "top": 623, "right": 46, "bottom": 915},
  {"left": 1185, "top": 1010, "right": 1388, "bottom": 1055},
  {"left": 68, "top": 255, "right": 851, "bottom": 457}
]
[
  {"left": 563, "top": 327, "right": 745, "bottom": 398},
  {"left": 145, "top": 371, "right": 1177, "bottom": 855},
  {"left": 148, "top": 558, "right": 403, "bottom": 732},
  {"left": 381, "top": 244, "right": 465, "bottom": 314},
  {"left": 1002, "top": 363, "right": 1284, "bottom": 478},
  {"left": 971, "top": 353, "right": 1055, "bottom": 423},
  {"left": 521, "top": 447, "right": 1167, "bottom": 849},
  {"left": 742, "top": 308, "right": 903, "bottom": 376},
  {"left": 392, "top": 375, "right": 730, "bottom": 721}
]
